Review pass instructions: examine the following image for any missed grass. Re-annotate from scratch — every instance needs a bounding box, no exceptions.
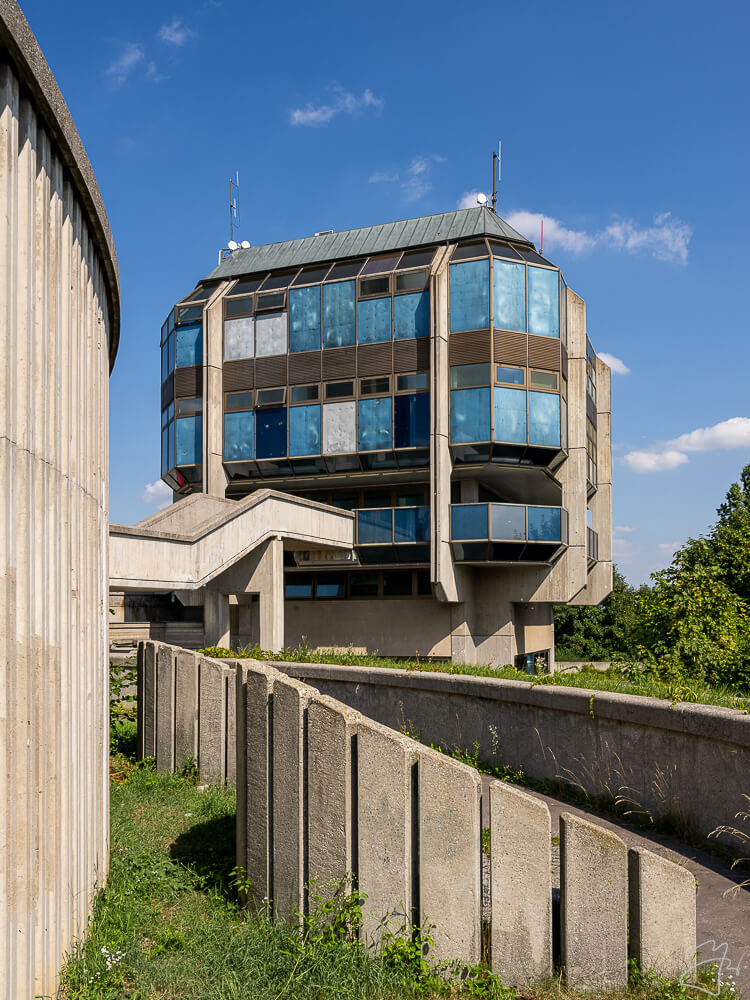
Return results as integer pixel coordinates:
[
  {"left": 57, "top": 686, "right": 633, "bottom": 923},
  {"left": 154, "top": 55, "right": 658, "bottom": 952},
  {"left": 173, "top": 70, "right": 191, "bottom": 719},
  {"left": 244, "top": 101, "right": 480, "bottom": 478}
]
[
  {"left": 198, "top": 643, "right": 750, "bottom": 712},
  {"left": 57, "top": 716, "right": 735, "bottom": 1000}
]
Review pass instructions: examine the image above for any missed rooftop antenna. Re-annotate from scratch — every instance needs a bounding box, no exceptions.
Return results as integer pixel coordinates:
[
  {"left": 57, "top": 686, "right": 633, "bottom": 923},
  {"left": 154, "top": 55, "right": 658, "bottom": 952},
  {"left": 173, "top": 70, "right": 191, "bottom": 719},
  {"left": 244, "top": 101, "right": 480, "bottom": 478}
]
[
  {"left": 229, "top": 171, "right": 240, "bottom": 243},
  {"left": 491, "top": 141, "right": 501, "bottom": 213}
]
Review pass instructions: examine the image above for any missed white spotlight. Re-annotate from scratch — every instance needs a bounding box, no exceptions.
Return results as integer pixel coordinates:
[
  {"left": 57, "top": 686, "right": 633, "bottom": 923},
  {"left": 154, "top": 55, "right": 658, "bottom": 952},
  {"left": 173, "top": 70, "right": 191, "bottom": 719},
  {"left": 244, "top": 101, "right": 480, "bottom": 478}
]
[
  {"left": 227, "top": 240, "right": 239, "bottom": 251},
  {"left": 476, "top": 192, "right": 488, "bottom": 206},
  {"left": 241, "top": 240, "right": 251, "bottom": 249}
]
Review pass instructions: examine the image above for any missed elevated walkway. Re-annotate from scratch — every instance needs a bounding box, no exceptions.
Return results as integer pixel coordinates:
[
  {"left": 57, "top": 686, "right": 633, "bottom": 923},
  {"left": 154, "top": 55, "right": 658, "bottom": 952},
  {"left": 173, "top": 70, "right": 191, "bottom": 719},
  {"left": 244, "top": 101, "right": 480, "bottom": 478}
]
[{"left": 109, "top": 490, "right": 354, "bottom": 650}]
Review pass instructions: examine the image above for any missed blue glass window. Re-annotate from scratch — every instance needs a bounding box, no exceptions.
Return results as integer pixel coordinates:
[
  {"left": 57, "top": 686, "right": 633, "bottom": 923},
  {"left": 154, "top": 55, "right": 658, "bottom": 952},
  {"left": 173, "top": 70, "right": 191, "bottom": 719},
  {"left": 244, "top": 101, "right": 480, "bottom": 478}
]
[
  {"left": 358, "top": 396, "right": 392, "bottom": 451},
  {"left": 490, "top": 504, "right": 526, "bottom": 540},
  {"left": 394, "top": 291, "right": 430, "bottom": 339},
  {"left": 289, "top": 285, "right": 321, "bottom": 353},
  {"left": 394, "top": 506, "right": 430, "bottom": 542},
  {"left": 493, "top": 387, "right": 527, "bottom": 443},
  {"left": 528, "top": 506, "right": 562, "bottom": 541},
  {"left": 450, "top": 387, "right": 490, "bottom": 443},
  {"left": 223, "top": 410, "right": 253, "bottom": 461},
  {"left": 289, "top": 404, "right": 321, "bottom": 456},
  {"left": 529, "top": 391, "right": 561, "bottom": 447},
  {"left": 394, "top": 392, "right": 429, "bottom": 448},
  {"left": 323, "top": 280, "right": 356, "bottom": 348},
  {"left": 449, "top": 259, "right": 490, "bottom": 333},
  {"left": 357, "top": 296, "right": 392, "bottom": 344},
  {"left": 175, "top": 323, "right": 202, "bottom": 368},
  {"left": 175, "top": 415, "right": 202, "bottom": 465},
  {"left": 493, "top": 259, "right": 526, "bottom": 332},
  {"left": 168, "top": 423, "right": 174, "bottom": 470},
  {"left": 161, "top": 426, "right": 169, "bottom": 474},
  {"left": 256, "top": 406, "right": 287, "bottom": 459},
  {"left": 451, "top": 504, "right": 489, "bottom": 540},
  {"left": 358, "top": 508, "right": 393, "bottom": 544},
  {"left": 528, "top": 266, "right": 559, "bottom": 337}
]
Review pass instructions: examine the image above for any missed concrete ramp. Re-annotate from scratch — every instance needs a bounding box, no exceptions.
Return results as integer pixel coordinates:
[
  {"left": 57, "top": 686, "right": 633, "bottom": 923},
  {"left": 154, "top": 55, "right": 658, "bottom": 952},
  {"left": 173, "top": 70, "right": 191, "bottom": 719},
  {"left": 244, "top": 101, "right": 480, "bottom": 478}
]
[{"left": 110, "top": 490, "right": 354, "bottom": 591}]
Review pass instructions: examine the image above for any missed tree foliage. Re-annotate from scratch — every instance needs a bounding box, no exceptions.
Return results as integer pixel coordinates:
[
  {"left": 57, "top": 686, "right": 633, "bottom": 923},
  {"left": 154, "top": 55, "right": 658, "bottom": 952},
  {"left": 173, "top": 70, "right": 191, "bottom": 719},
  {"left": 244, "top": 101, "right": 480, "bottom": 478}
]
[{"left": 554, "top": 568, "right": 642, "bottom": 661}]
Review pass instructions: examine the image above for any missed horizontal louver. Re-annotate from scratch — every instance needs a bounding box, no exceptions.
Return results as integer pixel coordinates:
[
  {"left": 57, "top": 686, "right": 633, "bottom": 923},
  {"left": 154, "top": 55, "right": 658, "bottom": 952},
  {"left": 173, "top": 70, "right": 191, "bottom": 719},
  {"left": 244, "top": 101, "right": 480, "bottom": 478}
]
[
  {"left": 288, "top": 351, "right": 322, "bottom": 384},
  {"left": 493, "top": 331, "right": 527, "bottom": 367},
  {"left": 357, "top": 342, "right": 393, "bottom": 376},
  {"left": 322, "top": 346, "right": 356, "bottom": 379},
  {"left": 394, "top": 338, "right": 430, "bottom": 373},
  {"left": 223, "top": 359, "right": 255, "bottom": 391},
  {"left": 449, "top": 330, "right": 491, "bottom": 365},
  {"left": 174, "top": 365, "right": 203, "bottom": 398},
  {"left": 255, "top": 355, "right": 288, "bottom": 388},
  {"left": 528, "top": 335, "right": 561, "bottom": 371}
]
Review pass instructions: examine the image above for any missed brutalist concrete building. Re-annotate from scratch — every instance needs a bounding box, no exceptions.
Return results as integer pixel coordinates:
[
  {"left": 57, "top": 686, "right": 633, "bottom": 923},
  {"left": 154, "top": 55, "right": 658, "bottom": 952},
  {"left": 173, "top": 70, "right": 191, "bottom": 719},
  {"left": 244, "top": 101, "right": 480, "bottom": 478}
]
[{"left": 158, "top": 207, "right": 611, "bottom": 666}]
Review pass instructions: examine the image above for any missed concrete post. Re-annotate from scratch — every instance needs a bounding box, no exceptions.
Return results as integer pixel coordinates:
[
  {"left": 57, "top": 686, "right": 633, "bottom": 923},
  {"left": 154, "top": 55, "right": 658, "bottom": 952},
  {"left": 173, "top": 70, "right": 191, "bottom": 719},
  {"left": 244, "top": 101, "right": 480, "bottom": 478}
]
[
  {"left": 174, "top": 649, "right": 199, "bottom": 768},
  {"left": 628, "top": 847, "right": 696, "bottom": 980},
  {"left": 259, "top": 536, "right": 285, "bottom": 653},
  {"left": 307, "top": 695, "right": 360, "bottom": 900},
  {"left": 141, "top": 641, "right": 157, "bottom": 758},
  {"left": 560, "top": 812, "right": 628, "bottom": 991},
  {"left": 204, "top": 590, "right": 230, "bottom": 648},
  {"left": 198, "top": 657, "right": 228, "bottom": 783},
  {"left": 489, "top": 780, "right": 552, "bottom": 985},
  {"left": 155, "top": 644, "right": 176, "bottom": 773},
  {"left": 418, "top": 746, "right": 482, "bottom": 966},
  {"left": 357, "top": 720, "right": 418, "bottom": 948}
]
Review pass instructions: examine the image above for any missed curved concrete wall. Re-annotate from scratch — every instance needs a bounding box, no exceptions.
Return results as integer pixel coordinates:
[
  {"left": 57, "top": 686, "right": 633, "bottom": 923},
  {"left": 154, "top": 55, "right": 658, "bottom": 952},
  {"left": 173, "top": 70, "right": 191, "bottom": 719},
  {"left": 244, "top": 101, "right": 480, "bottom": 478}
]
[
  {"left": 276, "top": 663, "right": 750, "bottom": 849},
  {"left": 0, "top": 3, "right": 119, "bottom": 997}
]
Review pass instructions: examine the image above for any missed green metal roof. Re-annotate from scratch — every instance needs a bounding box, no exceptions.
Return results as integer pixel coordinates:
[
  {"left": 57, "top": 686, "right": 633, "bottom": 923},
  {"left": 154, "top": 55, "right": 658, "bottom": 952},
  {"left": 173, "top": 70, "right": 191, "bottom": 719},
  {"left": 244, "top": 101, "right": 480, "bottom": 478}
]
[{"left": 207, "top": 206, "right": 534, "bottom": 282}]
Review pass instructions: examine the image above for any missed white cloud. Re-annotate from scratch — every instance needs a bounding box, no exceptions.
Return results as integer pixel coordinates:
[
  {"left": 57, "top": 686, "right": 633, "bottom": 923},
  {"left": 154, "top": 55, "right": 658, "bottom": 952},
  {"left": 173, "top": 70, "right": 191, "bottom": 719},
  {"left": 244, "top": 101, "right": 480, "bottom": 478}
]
[
  {"left": 657, "top": 541, "right": 681, "bottom": 555},
  {"left": 105, "top": 43, "right": 145, "bottom": 85},
  {"left": 370, "top": 156, "right": 443, "bottom": 202},
  {"left": 598, "top": 353, "right": 630, "bottom": 375},
  {"left": 498, "top": 208, "right": 692, "bottom": 264},
  {"left": 290, "top": 87, "right": 382, "bottom": 126},
  {"left": 622, "top": 416, "right": 750, "bottom": 474},
  {"left": 141, "top": 480, "right": 172, "bottom": 509},
  {"left": 158, "top": 19, "right": 194, "bottom": 46},
  {"left": 614, "top": 525, "right": 635, "bottom": 534},
  {"left": 457, "top": 190, "right": 489, "bottom": 210}
]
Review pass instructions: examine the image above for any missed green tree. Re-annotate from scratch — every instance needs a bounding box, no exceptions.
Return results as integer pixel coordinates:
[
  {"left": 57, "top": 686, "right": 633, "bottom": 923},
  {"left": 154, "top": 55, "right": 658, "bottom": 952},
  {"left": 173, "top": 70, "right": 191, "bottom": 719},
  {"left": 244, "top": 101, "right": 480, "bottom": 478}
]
[{"left": 554, "top": 567, "right": 642, "bottom": 660}]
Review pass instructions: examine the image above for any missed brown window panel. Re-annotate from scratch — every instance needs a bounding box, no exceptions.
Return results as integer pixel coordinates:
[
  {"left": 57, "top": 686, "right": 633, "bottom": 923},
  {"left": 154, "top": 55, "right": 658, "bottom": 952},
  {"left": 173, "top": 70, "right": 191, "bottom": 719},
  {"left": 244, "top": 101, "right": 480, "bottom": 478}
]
[
  {"left": 357, "top": 342, "right": 393, "bottom": 377},
  {"left": 394, "top": 338, "right": 430, "bottom": 373},
  {"left": 223, "top": 359, "right": 254, "bottom": 392},
  {"left": 448, "top": 330, "right": 491, "bottom": 365},
  {"left": 528, "top": 334, "right": 561, "bottom": 371},
  {"left": 161, "top": 372, "right": 174, "bottom": 410},
  {"left": 288, "top": 351, "right": 322, "bottom": 384},
  {"left": 561, "top": 343, "right": 569, "bottom": 382},
  {"left": 322, "top": 346, "right": 356, "bottom": 380},
  {"left": 255, "top": 355, "right": 288, "bottom": 388},
  {"left": 174, "top": 365, "right": 202, "bottom": 398},
  {"left": 493, "top": 330, "right": 527, "bottom": 367}
]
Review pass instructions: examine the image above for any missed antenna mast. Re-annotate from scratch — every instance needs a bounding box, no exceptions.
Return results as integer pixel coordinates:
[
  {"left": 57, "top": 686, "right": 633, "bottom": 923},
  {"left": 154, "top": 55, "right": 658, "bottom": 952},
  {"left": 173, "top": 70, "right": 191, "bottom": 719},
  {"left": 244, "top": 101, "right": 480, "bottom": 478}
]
[
  {"left": 491, "top": 141, "right": 501, "bottom": 213},
  {"left": 229, "top": 171, "right": 240, "bottom": 243}
]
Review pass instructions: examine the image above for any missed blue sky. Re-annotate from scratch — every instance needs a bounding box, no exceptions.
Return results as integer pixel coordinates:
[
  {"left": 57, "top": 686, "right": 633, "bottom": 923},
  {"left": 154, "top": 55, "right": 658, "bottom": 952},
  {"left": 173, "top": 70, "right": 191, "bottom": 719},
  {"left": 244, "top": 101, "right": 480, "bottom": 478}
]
[{"left": 23, "top": 0, "right": 750, "bottom": 586}]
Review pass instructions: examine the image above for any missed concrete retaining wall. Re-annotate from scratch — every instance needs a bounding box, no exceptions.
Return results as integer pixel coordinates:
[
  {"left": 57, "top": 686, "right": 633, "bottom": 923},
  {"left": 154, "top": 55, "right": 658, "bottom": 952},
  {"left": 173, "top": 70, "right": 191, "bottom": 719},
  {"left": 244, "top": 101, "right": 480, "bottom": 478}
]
[{"left": 141, "top": 642, "right": 697, "bottom": 987}]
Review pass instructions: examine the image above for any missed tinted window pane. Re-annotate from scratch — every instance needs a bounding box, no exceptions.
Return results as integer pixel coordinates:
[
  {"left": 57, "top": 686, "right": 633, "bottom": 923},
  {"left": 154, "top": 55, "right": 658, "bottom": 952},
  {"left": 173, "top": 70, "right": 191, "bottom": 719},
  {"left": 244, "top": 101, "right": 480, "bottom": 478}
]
[
  {"left": 181, "top": 286, "right": 211, "bottom": 303},
  {"left": 255, "top": 406, "right": 287, "bottom": 459},
  {"left": 528, "top": 506, "right": 562, "bottom": 541},
  {"left": 357, "top": 296, "right": 392, "bottom": 344},
  {"left": 227, "top": 391, "right": 253, "bottom": 410},
  {"left": 224, "top": 317, "right": 254, "bottom": 360},
  {"left": 488, "top": 242, "right": 523, "bottom": 261},
  {"left": 327, "top": 259, "right": 365, "bottom": 279},
  {"left": 293, "top": 265, "right": 331, "bottom": 285},
  {"left": 257, "top": 388, "right": 285, "bottom": 406},
  {"left": 360, "top": 276, "right": 390, "bottom": 297},
  {"left": 358, "top": 395, "right": 393, "bottom": 451},
  {"left": 383, "top": 571, "right": 412, "bottom": 596},
  {"left": 529, "top": 390, "right": 561, "bottom": 447},
  {"left": 490, "top": 504, "right": 526, "bottom": 540},
  {"left": 168, "top": 333, "right": 174, "bottom": 372},
  {"left": 417, "top": 570, "right": 431, "bottom": 595},
  {"left": 261, "top": 270, "right": 297, "bottom": 290},
  {"left": 358, "top": 508, "right": 392, "bottom": 544},
  {"left": 168, "top": 421, "right": 175, "bottom": 470},
  {"left": 177, "top": 397, "right": 202, "bottom": 415},
  {"left": 450, "top": 241, "right": 487, "bottom": 261},
  {"left": 449, "top": 259, "right": 490, "bottom": 332},
  {"left": 256, "top": 291, "right": 285, "bottom": 310},
  {"left": 361, "top": 376, "right": 390, "bottom": 395},
  {"left": 528, "top": 266, "right": 559, "bottom": 337},
  {"left": 176, "top": 304, "right": 202, "bottom": 324},
  {"left": 161, "top": 341, "right": 169, "bottom": 381},
  {"left": 176, "top": 415, "right": 202, "bottom": 465},
  {"left": 161, "top": 426, "right": 169, "bottom": 474},
  {"left": 396, "top": 248, "right": 435, "bottom": 269},
  {"left": 224, "top": 410, "right": 253, "bottom": 461},
  {"left": 325, "top": 381, "right": 354, "bottom": 399},
  {"left": 395, "top": 271, "right": 427, "bottom": 292},
  {"left": 224, "top": 296, "right": 253, "bottom": 317},
  {"left": 451, "top": 504, "right": 489, "bottom": 539},
  {"left": 331, "top": 492, "right": 358, "bottom": 510},
  {"left": 350, "top": 572, "right": 378, "bottom": 597},
  {"left": 286, "top": 574, "right": 313, "bottom": 599},
  {"left": 530, "top": 370, "right": 558, "bottom": 390},
  {"left": 497, "top": 365, "right": 524, "bottom": 385},
  {"left": 361, "top": 254, "right": 401, "bottom": 274},
  {"left": 397, "top": 371, "right": 428, "bottom": 391},
  {"left": 230, "top": 276, "right": 266, "bottom": 295},
  {"left": 450, "top": 363, "right": 490, "bottom": 388},
  {"left": 256, "top": 312, "right": 287, "bottom": 356},
  {"left": 493, "top": 259, "right": 526, "bottom": 332},
  {"left": 322, "top": 280, "right": 356, "bottom": 348},
  {"left": 397, "top": 489, "right": 425, "bottom": 506},
  {"left": 394, "top": 506, "right": 429, "bottom": 543},
  {"left": 450, "top": 387, "right": 490, "bottom": 443},
  {"left": 394, "top": 290, "right": 430, "bottom": 340},
  {"left": 322, "top": 400, "right": 356, "bottom": 454},
  {"left": 315, "top": 574, "right": 346, "bottom": 598},
  {"left": 291, "top": 384, "right": 319, "bottom": 402},
  {"left": 289, "top": 403, "right": 321, "bottom": 456},
  {"left": 395, "top": 392, "right": 429, "bottom": 448},
  {"left": 175, "top": 323, "right": 202, "bottom": 368},
  {"left": 493, "top": 386, "right": 527, "bottom": 443},
  {"left": 289, "top": 285, "right": 321, "bottom": 353}
]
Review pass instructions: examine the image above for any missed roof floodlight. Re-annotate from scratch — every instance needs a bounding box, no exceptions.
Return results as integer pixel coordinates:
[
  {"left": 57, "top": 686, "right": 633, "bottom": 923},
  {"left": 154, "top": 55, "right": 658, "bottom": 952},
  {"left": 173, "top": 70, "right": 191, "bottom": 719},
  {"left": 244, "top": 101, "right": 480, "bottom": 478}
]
[
  {"left": 241, "top": 240, "right": 251, "bottom": 249},
  {"left": 227, "top": 240, "right": 239, "bottom": 251},
  {"left": 476, "top": 192, "right": 488, "bottom": 206}
]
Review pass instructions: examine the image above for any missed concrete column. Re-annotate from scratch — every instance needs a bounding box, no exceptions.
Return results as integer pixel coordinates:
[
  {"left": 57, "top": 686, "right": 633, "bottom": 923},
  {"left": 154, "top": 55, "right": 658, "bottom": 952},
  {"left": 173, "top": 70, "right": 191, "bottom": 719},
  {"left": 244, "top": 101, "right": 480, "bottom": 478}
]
[
  {"left": 628, "top": 847, "right": 696, "bottom": 980},
  {"left": 203, "top": 285, "right": 230, "bottom": 499},
  {"left": 140, "top": 641, "right": 157, "bottom": 758},
  {"left": 174, "top": 650, "right": 199, "bottom": 768},
  {"left": 259, "top": 536, "right": 284, "bottom": 653},
  {"left": 155, "top": 644, "right": 176, "bottom": 773},
  {"left": 560, "top": 812, "right": 628, "bottom": 991},
  {"left": 489, "top": 780, "right": 552, "bottom": 985},
  {"left": 198, "top": 657, "right": 228, "bottom": 782},
  {"left": 204, "top": 590, "right": 230, "bottom": 648}
]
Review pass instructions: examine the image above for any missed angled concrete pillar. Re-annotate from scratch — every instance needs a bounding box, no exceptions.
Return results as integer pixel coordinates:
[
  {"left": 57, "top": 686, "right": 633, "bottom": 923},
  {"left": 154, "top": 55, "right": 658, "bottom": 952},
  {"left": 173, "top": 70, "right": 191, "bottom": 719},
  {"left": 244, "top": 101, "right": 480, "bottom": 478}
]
[
  {"left": 628, "top": 847, "right": 696, "bottom": 980},
  {"left": 259, "top": 536, "right": 284, "bottom": 653}
]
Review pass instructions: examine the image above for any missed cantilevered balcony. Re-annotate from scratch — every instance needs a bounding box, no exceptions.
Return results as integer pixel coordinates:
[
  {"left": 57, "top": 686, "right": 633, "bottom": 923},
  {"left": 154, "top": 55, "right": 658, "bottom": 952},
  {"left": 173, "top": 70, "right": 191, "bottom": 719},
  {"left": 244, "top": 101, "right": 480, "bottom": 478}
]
[
  {"left": 355, "top": 505, "right": 430, "bottom": 564},
  {"left": 587, "top": 526, "right": 599, "bottom": 565},
  {"left": 450, "top": 502, "right": 568, "bottom": 563}
]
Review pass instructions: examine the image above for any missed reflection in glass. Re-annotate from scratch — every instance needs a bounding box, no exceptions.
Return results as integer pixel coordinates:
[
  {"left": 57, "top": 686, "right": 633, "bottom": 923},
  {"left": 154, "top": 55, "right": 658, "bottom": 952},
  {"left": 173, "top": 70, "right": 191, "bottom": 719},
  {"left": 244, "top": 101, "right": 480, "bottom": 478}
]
[
  {"left": 358, "top": 396, "right": 392, "bottom": 451},
  {"left": 285, "top": 574, "right": 313, "bottom": 599},
  {"left": 224, "top": 317, "right": 254, "bottom": 360},
  {"left": 394, "top": 290, "right": 430, "bottom": 339},
  {"left": 289, "top": 404, "right": 321, "bottom": 456},
  {"left": 175, "top": 323, "right": 202, "bottom": 368},
  {"left": 316, "top": 574, "right": 346, "bottom": 598},
  {"left": 394, "top": 506, "right": 430, "bottom": 543},
  {"left": 289, "top": 285, "right": 321, "bottom": 353},
  {"left": 323, "top": 280, "right": 356, "bottom": 348},
  {"left": 450, "top": 363, "right": 490, "bottom": 388},
  {"left": 224, "top": 410, "right": 253, "bottom": 461},
  {"left": 358, "top": 508, "right": 393, "bottom": 544},
  {"left": 493, "top": 386, "right": 527, "bottom": 443},
  {"left": 490, "top": 504, "right": 526, "bottom": 540},
  {"left": 493, "top": 259, "right": 526, "bottom": 332},
  {"left": 357, "top": 296, "right": 392, "bottom": 344},
  {"left": 394, "top": 392, "right": 429, "bottom": 448},
  {"left": 176, "top": 415, "right": 202, "bottom": 465},
  {"left": 529, "top": 391, "right": 561, "bottom": 447},
  {"left": 450, "top": 387, "right": 490, "bottom": 443},
  {"left": 496, "top": 365, "right": 524, "bottom": 385},
  {"left": 528, "top": 506, "right": 562, "bottom": 541},
  {"left": 255, "top": 406, "right": 287, "bottom": 459},
  {"left": 449, "top": 259, "right": 490, "bottom": 332},
  {"left": 528, "top": 266, "right": 559, "bottom": 337},
  {"left": 451, "top": 504, "right": 489, "bottom": 540},
  {"left": 255, "top": 311, "right": 287, "bottom": 356}
]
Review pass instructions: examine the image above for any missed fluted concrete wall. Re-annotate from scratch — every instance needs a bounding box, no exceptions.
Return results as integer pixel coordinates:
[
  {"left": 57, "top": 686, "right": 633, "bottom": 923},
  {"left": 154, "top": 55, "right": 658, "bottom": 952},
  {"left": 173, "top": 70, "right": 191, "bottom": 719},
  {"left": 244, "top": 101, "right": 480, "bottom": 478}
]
[{"left": 0, "top": 4, "right": 120, "bottom": 997}]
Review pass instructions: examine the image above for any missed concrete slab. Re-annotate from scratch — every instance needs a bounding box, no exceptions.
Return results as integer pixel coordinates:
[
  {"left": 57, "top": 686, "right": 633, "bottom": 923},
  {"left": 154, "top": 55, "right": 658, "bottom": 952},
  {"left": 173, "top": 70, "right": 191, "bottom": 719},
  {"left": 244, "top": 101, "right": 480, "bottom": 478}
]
[
  {"left": 629, "top": 846, "right": 697, "bottom": 980},
  {"left": 141, "top": 641, "right": 156, "bottom": 758},
  {"left": 198, "top": 658, "right": 226, "bottom": 783},
  {"left": 174, "top": 650, "right": 198, "bottom": 768},
  {"left": 155, "top": 644, "right": 175, "bottom": 773}
]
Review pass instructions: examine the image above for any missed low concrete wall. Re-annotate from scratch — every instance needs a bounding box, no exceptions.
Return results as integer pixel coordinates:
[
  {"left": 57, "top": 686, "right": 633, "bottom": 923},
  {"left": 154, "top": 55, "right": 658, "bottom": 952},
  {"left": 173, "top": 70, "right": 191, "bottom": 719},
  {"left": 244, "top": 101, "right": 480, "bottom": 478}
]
[{"left": 140, "top": 642, "right": 697, "bottom": 987}]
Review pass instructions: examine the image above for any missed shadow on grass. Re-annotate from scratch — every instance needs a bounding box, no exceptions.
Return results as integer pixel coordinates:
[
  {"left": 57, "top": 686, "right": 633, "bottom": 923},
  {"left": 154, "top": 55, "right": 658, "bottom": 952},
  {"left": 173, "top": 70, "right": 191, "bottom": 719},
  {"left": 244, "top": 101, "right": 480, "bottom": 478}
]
[{"left": 169, "top": 813, "right": 237, "bottom": 898}]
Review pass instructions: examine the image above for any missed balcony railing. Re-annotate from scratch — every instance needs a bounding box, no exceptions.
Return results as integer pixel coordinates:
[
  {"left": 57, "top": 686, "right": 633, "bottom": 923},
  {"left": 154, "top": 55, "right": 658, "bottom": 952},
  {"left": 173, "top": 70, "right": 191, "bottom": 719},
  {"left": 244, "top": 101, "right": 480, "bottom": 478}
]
[
  {"left": 355, "top": 506, "right": 430, "bottom": 564},
  {"left": 450, "top": 502, "right": 568, "bottom": 564},
  {"left": 587, "top": 526, "right": 599, "bottom": 563}
]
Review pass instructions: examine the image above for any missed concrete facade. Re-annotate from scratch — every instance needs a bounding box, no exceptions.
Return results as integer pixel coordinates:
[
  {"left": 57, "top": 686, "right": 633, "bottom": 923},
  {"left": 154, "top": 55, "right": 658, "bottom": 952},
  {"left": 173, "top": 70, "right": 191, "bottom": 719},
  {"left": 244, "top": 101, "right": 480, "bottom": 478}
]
[
  {"left": 0, "top": 2, "right": 120, "bottom": 997},
  {"left": 147, "top": 208, "right": 612, "bottom": 668}
]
